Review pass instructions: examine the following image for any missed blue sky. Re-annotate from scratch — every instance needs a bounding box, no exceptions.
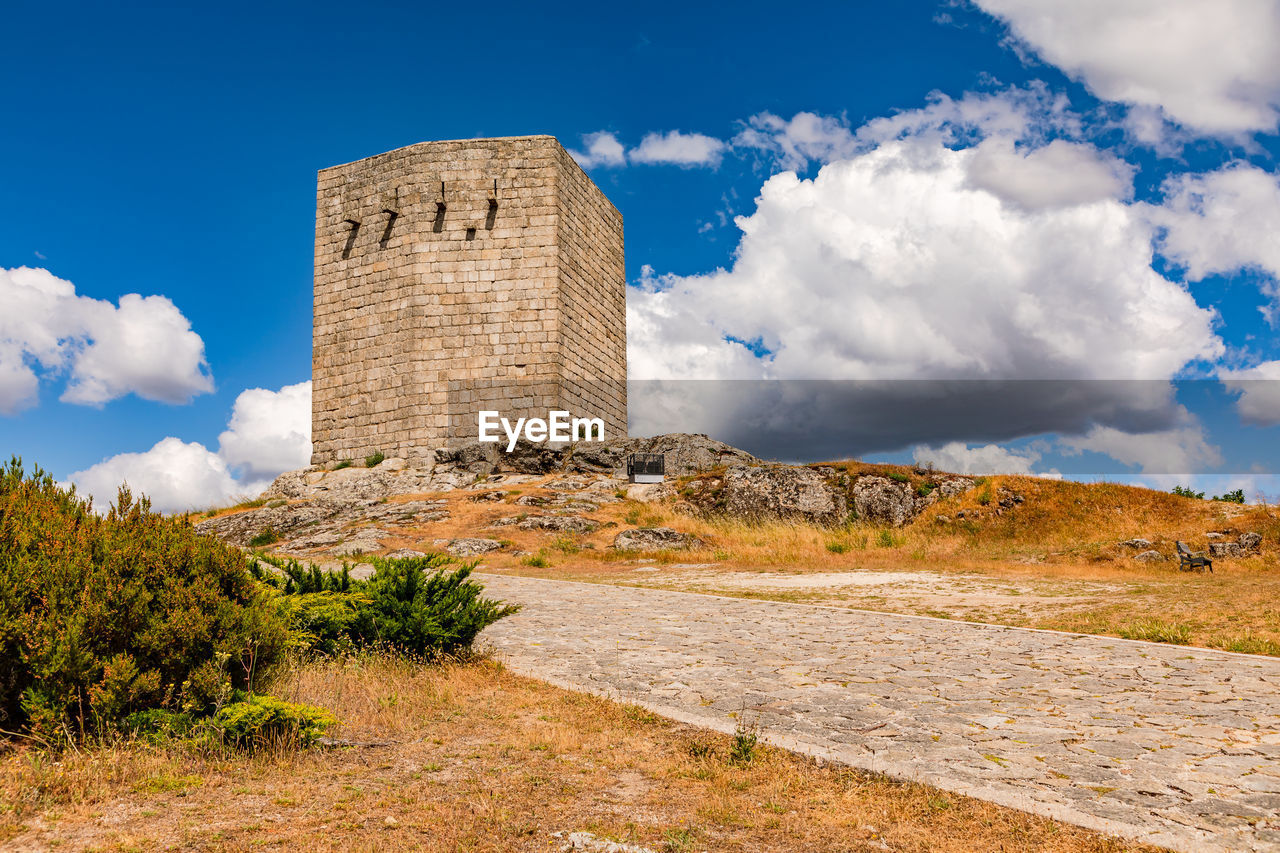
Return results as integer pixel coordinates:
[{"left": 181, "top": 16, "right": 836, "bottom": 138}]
[{"left": 3, "top": 0, "right": 1280, "bottom": 510}]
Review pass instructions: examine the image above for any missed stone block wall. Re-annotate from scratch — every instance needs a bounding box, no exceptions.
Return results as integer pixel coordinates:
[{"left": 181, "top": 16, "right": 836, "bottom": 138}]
[{"left": 312, "top": 136, "right": 626, "bottom": 465}]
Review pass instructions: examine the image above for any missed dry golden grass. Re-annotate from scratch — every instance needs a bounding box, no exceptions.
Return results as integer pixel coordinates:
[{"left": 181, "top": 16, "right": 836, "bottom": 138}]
[
  {"left": 213, "top": 462, "right": 1280, "bottom": 655},
  {"left": 450, "top": 469, "right": 1280, "bottom": 656},
  {"left": 0, "top": 655, "right": 1160, "bottom": 852}
]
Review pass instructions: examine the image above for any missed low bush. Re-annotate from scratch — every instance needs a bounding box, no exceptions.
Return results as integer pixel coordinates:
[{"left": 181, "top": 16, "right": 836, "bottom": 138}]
[
  {"left": 0, "top": 458, "right": 291, "bottom": 742},
  {"left": 0, "top": 459, "right": 519, "bottom": 749},
  {"left": 365, "top": 451, "right": 386, "bottom": 468},
  {"left": 212, "top": 693, "right": 335, "bottom": 749},
  {"left": 253, "top": 553, "right": 518, "bottom": 658}
]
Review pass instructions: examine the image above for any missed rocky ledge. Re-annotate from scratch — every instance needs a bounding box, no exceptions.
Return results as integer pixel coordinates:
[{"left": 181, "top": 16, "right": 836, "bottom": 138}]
[{"left": 194, "top": 433, "right": 981, "bottom": 563}]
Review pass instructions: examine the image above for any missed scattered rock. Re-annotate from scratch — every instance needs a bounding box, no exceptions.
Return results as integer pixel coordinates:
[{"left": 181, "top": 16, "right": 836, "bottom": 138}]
[
  {"left": 997, "top": 487, "right": 1026, "bottom": 509},
  {"left": 613, "top": 527, "right": 704, "bottom": 551},
  {"left": 469, "top": 490, "right": 508, "bottom": 502},
  {"left": 383, "top": 549, "right": 427, "bottom": 560},
  {"left": 517, "top": 515, "right": 599, "bottom": 533},
  {"left": 557, "top": 830, "right": 660, "bottom": 853},
  {"left": 934, "top": 515, "right": 950, "bottom": 524},
  {"left": 1210, "top": 542, "right": 1244, "bottom": 558},
  {"left": 626, "top": 482, "right": 673, "bottom": 503},
  {"left": 934, "top": 477, "right": 976, "bottom": 499},
  {"left": 446, "top": 537, "right": 506, "bottom": 557},
  {"left": 515, "top": 494, "right": 550, "bottom": 506},
  {"left": 1133, "top": 550, "right": 1165, "bottom": 562},
  {"left": 1206, "top": 532, "right": 1226, "bottom": 541},
  {"left": 1120, "top": 538, "right": 1153, "bottom": 549},
  {"left": 546, "top": 477, "right": 593, "bottom": 492},
  {"left": 1240, "top": 531, "right": 1263, "bottom": 552}
]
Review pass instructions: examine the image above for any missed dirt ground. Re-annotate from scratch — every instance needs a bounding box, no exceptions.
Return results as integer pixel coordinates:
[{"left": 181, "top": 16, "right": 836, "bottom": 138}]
[{"left": 0, "top": 657, "right": 1160, "bottom": 853}]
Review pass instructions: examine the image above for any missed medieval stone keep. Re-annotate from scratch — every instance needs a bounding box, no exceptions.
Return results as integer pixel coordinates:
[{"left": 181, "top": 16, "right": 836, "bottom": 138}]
[{"left": 311, "top": 136, "right": 627, "bottom": 466}]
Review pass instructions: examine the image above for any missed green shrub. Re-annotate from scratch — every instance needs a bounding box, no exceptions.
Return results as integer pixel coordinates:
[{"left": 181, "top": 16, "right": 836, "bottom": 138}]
[
  {"left": 212, "top": 693, "right": 335, "bottom": 749},
  {"left": 915, "top": 482, "right": 936, "bottom": 498},
  {"left": 550, "top": 535, "right": 581, "bottom": 555},
  {"left": 728, "top": 720, "right": 759, "bottom": 765},
  {"left": 334, "top": 459, "right": 352, "bottom": 470},
  {"left": 248, "top": 527, "right": 280, "bottom": 548},
  {"left": 1213, "top": 489, "right": 1246, "bottom": 504},
  {"left": 976, "top": 486, "right": 993, "bottom": 506},
  {"left": 1172, "top": 485, "right": 1205, "bottom": 499},
  {"left": 887, "top": 471, "right": 910, "bottom": 484},
  {"left": 256, "top": 553, "right": 518, "bottom": 658},
  {"left": 0, "top": 458, "right": 291, "bottom": 740},
  {"left": 365, "top": 451, "right": 386, "bottom": 468},
  {"left": 522, "top": 553, "right": 551, "bottom": 569},
  {"left": 876, "top": 530, "right": 897, "bottom": 548},
  {"left": 825, "top": 541, "right": 849, "bottom": 554}
]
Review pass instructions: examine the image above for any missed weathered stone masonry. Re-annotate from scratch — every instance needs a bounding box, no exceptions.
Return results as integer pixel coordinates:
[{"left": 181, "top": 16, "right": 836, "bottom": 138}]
[{"left": 312, "top": 136, "right": 627, "bottom": 466}]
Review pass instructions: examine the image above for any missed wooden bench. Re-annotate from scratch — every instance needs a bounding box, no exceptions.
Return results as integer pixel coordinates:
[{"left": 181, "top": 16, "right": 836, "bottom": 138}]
[{"left": 1176, "top": 541, "right": 1213, "bottom": 573}]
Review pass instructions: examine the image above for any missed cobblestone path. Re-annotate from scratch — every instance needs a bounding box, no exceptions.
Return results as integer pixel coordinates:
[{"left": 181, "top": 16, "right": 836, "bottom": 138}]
[{"left": 478, "top": 574, "right": 1280, "bottom": 852}]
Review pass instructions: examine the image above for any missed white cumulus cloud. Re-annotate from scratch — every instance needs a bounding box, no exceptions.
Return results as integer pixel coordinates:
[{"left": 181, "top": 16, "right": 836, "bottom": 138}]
[
  {"left": 68, "top": 437, "right": 241, "bottom": 515},
  {"left": 628, "top": 138, "right": 1220, "bottom": 382},
  {"left": 1061, "top": 423, "right": 1222, "bottom": 474},
  {"left": 628, "top": 130, "right": 727, "bottom": 167},
  {"left": 964, "top": 138, "right": 1135, "bottom": 210},
  {"left": 0, "top": 266, "right": 213, "bottom": 415},
  {"left": 1147, "top": 163, "right": 1280, "bottom": 322},
  {"left": 217, "top": 380, "right": 312, "bottom": 485},
  {"left": 68, "top": 381, "right": 313, "bottom": 514},
  {"left": 973, "top": 0, "right": 1280, "bottom": 136},
  {"left": 912, "top": 441, "right": 1061, "bottom": 478},
  {"left": 568, "top": 131, "right": 627, "bottom": 168}
]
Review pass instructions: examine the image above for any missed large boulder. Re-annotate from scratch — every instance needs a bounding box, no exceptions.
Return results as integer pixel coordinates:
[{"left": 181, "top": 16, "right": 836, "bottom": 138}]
[
  {"left": 516, "top": 515, "right": 599, "bottom": 533},
  {"left": 446, "top": 537, "right": 506, "bottom": 557},
  {"left": 624, "top": 434, "right": 758, "bottom": 478},
  {"left": 613, "top": 527, "right": 704, "bottom": 551},
  {"left": 851, "top": 476, "right": 918, "bottom": 527},
  {"left": 718, "top": 465, "right": 847, "bottom": 526}
]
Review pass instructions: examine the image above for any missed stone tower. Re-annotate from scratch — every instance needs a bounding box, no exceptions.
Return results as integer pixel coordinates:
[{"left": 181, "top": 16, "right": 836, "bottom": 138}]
[{"left": 311, "top": 136, "right": 627, "bottom": 466}]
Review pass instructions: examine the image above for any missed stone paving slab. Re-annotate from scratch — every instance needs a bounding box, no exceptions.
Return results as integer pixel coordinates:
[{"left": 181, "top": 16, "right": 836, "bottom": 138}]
[{"left": 477, "top": 574, "right": 1280, "bottom": 853}]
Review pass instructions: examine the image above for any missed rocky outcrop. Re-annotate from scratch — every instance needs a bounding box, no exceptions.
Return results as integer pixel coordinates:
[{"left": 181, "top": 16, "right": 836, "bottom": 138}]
[
  {"left": 1209, "top": 531, "right": 1264, "bottom": 559},
  {"left": 851, "top": 474, "right": 976, "bottom": 527},
  {"left": 851, "top": 477, "right": 917, "bottom": 527},
  {"left": 196, "top": 501, "right": 349, "bottom": 548},
  {"left": 624, "top": 434, "right": 757, "bottom": 477},
  {"left": 612, "top": 527, "right": 704, "bottom": 551},
  {"left": 719, "top": 465, "right": 848, "bottom": 526},
  {"left": 1133, "top": 549, "right": 1164, "bottom": 562},
  {"left": 260, "top": 433, "right": 757, "bottom": 505}
]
